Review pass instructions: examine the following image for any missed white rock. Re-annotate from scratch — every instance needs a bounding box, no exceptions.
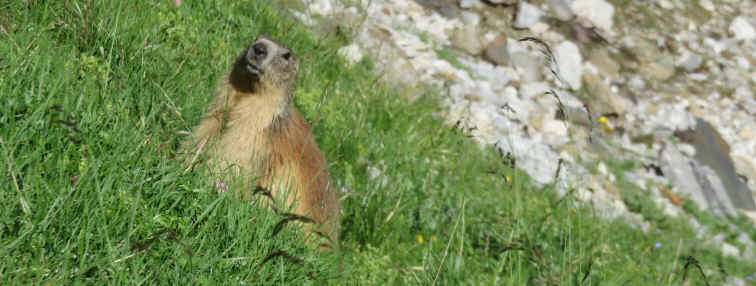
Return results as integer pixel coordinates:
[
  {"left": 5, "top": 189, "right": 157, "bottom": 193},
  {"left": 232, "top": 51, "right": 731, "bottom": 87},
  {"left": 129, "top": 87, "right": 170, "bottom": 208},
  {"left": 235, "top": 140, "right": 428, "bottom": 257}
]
[
  {"left": 656, "top": 0, "right": 674, "bottom": 9},
  {"left": 547, "top": 0, "right": 574, "bottom": 21},
  {"left": 678, "top": 53, "right": 702, "bottom": 72},
  {"left": 459, "top": 0, "right": 480, "bottom": 9},
  {"left": 730, "top": 16, "right": 756, "bottom": 41},
  {"left": 367, "top": 162, "right": 389, "bottom": 188},
  {"left": 530, "top": 22, "right": 551, "bottom": 35},
  {"left": 704, "top": 37, "right": 727, "bottom": 54},
  {"left": 733, "top": 155, "right": 756, "bottom": 188},
  {"left": 737, "top": 120, "right": 756, "bottom": 141},
  {"left": 496, "top": 136, "right": 560, "bottom": 185},
  {"left": 597, "top": 162, "right": 610, "bottom": 177},
  {"left": 507, "top": 40, "right": 542, "bottom": 83},
  {"left": 629, "top": 76, "right": 645, "bottom": 89},
  {"left": 460, "top": 11, "right": 480, "bottom": 26},
  {"left": 542, "top": 118, "right": 568, "bottom": 137},
  {"left": 737, "top": 232, "right": 755, "bottom": 247},
  {"left": 514, "top": 2, "right": 544, "bottom": 29},
  {"left": 721, "top": 242, "right": 740, "bottom": 258},
  {"left": 571, "top": 0, "right": 615, "bottom": 34},
  {"left": 307, "top": 0, "right": 338, "bottom": 16},
  {"left": 519, "top": 82, "right": 551, "bottom": 98},
  {"left": 688, "top": 73, "right": 708, "bottom": 81},
  {"left": 735, "top": 56, "right": 751, "bottom": 69},
  {"left": 611, "top": 199, "right": 628, "bottom": 215},
  {"left": 699, "top": 0, "right": 715, "bottom": 12},
  {"left": 688, "top": 217, "right": 707, "bottom": 238},
  {"left": 289, "top": 10, "right": 317, "bottom": 26},
  {"left": 724, "top": 277, "right": 747, "bottom": 286},
  {"left": 652, "top": 104, "right": 696, "bottom": 131},
  {"left": 554, "top": 41, "right": 583, "bottom": 90},
  {"left": 677, "top": 143, "right": 696, "bottom": 157},
  {"left": 338, "top": 44, "right": 364, "bottom": 65},
  {"left": 662, "top": 201, "right": 681, "bottom": 217},
  {"left": 733, "top": 86, "right": 756, "bottom": 113},
  {"left": 487, "top": 0, "right": 517, "bottom": 4},
  {"left": 744, "top": 211, "right": 756, "bottom": 225},
  {"left": 465, "top": 103, "right": 517, "bottom": 144}
]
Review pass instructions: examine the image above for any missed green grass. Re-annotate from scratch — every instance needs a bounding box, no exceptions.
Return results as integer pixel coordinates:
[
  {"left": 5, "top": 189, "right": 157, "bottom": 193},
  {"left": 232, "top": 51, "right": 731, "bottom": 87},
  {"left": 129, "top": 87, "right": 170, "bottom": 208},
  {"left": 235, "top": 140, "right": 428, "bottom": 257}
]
[
  {"left": 434, "top": 48, "right": 471, "bottom": 73},
  {"left": 1, "top": 0, "right": 755, "bottom": 284}
]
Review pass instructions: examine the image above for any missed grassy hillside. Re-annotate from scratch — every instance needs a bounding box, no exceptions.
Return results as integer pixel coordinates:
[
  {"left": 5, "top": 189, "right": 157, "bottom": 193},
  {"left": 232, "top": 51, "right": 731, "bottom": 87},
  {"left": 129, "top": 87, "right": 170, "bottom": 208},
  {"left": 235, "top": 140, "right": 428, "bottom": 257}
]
[{"left": 0, "top": 0, "right": 753, "bottom": 284}]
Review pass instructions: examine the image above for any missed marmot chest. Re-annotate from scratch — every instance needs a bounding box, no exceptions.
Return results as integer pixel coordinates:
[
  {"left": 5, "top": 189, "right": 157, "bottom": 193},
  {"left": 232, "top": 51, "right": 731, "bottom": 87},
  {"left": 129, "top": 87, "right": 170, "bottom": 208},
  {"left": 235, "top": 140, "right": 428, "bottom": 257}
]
[{"left": 211, "top": 93, "right": 290, "bottom": 173}]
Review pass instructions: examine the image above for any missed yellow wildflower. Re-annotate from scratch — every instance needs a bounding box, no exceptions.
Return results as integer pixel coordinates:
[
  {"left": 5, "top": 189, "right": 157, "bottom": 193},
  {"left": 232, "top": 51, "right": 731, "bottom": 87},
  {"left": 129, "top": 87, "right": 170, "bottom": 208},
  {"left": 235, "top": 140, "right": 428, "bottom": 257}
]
[
  {"left": 417, "top": 235, "right": 424, "bottom": 245},
  {"left": 598, "top": 116, "right": 613, "bottom": 132}
]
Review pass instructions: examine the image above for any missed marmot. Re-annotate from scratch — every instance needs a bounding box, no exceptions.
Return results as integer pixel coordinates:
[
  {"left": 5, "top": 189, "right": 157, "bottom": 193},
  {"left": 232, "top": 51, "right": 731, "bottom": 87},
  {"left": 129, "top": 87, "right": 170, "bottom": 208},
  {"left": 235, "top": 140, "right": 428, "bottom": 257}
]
[{"left": 181, "top": 35, "right": 340, "bottom": 248}]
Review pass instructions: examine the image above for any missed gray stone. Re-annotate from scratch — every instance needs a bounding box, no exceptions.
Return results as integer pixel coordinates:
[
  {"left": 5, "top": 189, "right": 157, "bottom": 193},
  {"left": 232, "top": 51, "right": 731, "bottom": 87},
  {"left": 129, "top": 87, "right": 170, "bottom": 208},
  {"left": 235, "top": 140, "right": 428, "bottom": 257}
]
[
  {"left": 514, "top": 2, "right": 544, "bottom": 29},
  {"left": 484, "top": 0, "right": 517, "bottom": 5},
  {"left": 658, "top": 142, "right": 738, "bottom": 217},
  {"left": 589, "top": 48, "right": 620, "bottom": 79},
  {"left": 584, "top": 73, "right": 627, "bottom": 115},
  {"left": 690, "top": 118, "right": 756, "bottom": 210},
  {"left": 640, "top": 57, "right": 675, "bottom": 81},
  {"left": 483, "top": 36, "right": 509, "bottom": 66},
  {"left": 450, "top": 26, "right": 483, "bottom": 55},
  {"left": 692, "top": 163, "right": 738, "bottom": 217},
  {"left": 438, "top": 5, "right": 462, "bottom": 19},
  {"left": 659, "top": 144, "right": 711, "bottom": 213},
  {"left": 547, "top": 0, "right": 574, "bottom": 21},
  {"left": 564, "top": 105, "right": 592, "bottom": 126}
]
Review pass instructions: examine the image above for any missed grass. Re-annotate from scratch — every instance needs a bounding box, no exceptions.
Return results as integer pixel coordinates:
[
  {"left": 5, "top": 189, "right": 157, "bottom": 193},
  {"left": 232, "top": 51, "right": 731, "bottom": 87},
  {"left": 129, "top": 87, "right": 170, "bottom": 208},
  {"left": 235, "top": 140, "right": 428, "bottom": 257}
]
[
  {"left": 434, "top": 48, "right": 472, "bottom": 73},
  {"left": 1, "top": 0, "right": 755, "bottom": 284}
]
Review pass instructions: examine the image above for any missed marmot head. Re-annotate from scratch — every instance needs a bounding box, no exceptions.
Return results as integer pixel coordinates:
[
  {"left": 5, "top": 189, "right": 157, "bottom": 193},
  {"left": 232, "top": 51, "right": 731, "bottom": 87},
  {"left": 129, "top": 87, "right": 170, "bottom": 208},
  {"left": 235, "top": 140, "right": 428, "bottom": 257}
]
[{"left": 230, "top": 35, "right": 299, "bottom": 94}]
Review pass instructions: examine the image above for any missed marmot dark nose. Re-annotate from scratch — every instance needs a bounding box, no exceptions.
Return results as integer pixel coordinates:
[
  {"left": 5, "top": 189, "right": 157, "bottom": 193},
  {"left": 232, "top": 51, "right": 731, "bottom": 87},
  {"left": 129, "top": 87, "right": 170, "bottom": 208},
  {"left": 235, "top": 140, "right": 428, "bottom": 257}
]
[
  {"left": 246, "top": 43, "right": 267, "bottom": 75},
  {"left": 252, "top": 43, "right": 267, "bottom": 57}
]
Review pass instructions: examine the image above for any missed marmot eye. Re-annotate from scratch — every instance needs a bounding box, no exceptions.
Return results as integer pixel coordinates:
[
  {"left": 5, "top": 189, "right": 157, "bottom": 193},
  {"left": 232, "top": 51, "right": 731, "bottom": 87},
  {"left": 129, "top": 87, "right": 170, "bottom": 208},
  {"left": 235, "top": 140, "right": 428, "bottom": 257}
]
[{"left": 281, "top": 52, "right": 292, "bottom": 61}]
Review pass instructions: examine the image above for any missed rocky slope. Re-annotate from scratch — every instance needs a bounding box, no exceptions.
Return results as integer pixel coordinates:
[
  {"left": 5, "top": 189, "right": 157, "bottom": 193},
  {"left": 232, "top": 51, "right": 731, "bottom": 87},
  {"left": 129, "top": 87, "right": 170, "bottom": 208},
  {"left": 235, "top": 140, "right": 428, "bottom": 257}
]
[{"left": 286, "top": 0, "right": 756, "bottom": 264}]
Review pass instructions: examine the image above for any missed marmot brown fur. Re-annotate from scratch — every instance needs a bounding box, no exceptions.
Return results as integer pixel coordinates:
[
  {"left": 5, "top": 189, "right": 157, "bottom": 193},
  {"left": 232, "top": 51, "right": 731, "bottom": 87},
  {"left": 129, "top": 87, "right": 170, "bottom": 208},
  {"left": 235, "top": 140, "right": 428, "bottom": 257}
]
[{"left": 181, "top": 35, "right": 340, "bottom": 248}]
